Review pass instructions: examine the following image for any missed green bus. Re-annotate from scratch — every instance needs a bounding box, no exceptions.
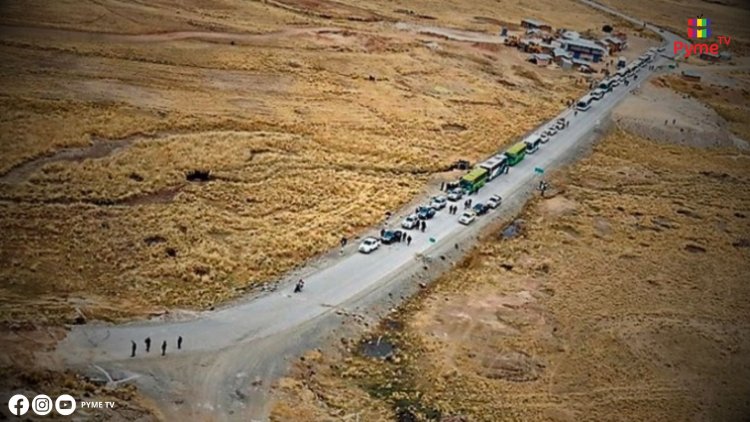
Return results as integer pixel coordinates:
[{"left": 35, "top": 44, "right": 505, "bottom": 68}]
[
  {"left": 505, "top": 142, "right": 527, "bottom": 166},
  {"left": 460, "top": 167, "right": 489, "bottom": 193}
]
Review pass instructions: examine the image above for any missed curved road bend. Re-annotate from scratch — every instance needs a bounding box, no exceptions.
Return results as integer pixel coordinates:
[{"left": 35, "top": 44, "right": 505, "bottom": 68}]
[{"left": 55, "top": 8, "right": 683, "bottom": 419}]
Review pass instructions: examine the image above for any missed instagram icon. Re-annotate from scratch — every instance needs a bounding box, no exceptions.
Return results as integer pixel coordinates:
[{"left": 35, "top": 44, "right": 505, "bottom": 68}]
[{"left": 32, "top": 394, "right": 52, "bottom": 416}]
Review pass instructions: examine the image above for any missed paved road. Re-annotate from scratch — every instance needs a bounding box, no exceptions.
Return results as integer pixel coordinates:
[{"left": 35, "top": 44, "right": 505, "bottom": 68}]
[{"left": 55, "top": 8, "right": 684, "bottom": 419}]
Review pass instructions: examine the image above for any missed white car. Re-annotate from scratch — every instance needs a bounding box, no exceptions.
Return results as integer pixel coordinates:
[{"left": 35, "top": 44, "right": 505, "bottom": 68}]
[
  {"left": 430, "top": 195, "right": 447, "bottom": 210},
  {"left": 487, "top": 195, "right": 502, "bottom": 209},
  {"left": 358, "top": 237, "right": 381, "bottom": 254},
  {"left": 401, "top": 214, "right": 419, "bottom": 229},
  {"left": 458, "top": 211, "right": 476, "bottom": 225},
  {"left": 539, "top": 133, "right": 549, "bottom": 143},
  {"left": 447, "top": 189, "right": 463, "bottom": 201},
  {"left": 546, "top": 127, "right": 557, "bottom": 137}
]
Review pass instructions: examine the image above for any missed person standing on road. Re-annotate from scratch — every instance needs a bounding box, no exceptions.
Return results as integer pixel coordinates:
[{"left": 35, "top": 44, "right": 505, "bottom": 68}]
[
  {"left": 467, "top": 199, "right": 472, "bottom": 208},
  {"left": 420, "top": 221, "right": 426, "bottom": 232},
  {"left": 131, "top": 340, "right": 137, "bottom": 358},
  {"left": 145, "top": 337, "right": 151, "bottom": 353},
  {"left": 161, "top": 340, "right": 167, "bottom": 356},
  {"left": 177, "top": 336, "right": 183, "bottom": 350},
  {"left": 407, "top": 235, "right": 412, "bottom": 246}
]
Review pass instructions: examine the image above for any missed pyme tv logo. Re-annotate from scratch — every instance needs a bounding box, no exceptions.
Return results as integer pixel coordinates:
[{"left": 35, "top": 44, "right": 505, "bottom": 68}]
[
  {"left": 687, "top": 15, "right": 710, "bottom": 39},
  {"left": 674, "top": 13, "right": 730, "bottom": 58}
]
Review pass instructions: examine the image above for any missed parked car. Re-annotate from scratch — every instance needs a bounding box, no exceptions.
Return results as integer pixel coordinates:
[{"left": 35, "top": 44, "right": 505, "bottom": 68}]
[
  {"left": 447, "top": 189, "right": 463, "bottom": 201},
  {"left": 458, "top": 211, "right": 476, "bottom": 225},
  {"left": 358, "top": 237, "right": 381, "bottom": 254},
  {"left": 472, "top": 203, "right": 489, "bottom": 216},
  {"left": 555, "top": 119, "right": 566, "bottom": 130},
  {"left": 546, "top": 127, "right": 557, "bottom": 137},
  {"left": 417, "top": 206, "right": 436, "bottom": 220},
  {"left": 380, "top": 229, "right": 404, "bottom": 244},
  {"left": 487, "top": 195, "right": 502, "bottom": 209},
  {"left": 539, "top": 132, "right": 549, "bottom": 143},
  {"left": 401, "top": 214, "right": 419, "bottom": 230},
  {"left": 430, "top": 195, "right": 447, "bottom": 210}
]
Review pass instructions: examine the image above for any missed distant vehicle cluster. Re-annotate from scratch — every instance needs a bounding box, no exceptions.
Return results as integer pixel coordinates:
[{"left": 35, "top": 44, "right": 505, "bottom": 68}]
[{"left": 576, "top": 46, "right": 662, "bottom": 112}]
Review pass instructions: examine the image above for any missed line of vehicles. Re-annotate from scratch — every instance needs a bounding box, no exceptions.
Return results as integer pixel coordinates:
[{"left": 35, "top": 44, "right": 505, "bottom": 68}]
[
  {"left": 358, "top": 117, "right": 569, "bottom": 254},
  {"left": 359, "top": 45, "right": 666, "bottom": 254},
  {"left": 576, "top": 47, "right": 662, "bottom": 112}
]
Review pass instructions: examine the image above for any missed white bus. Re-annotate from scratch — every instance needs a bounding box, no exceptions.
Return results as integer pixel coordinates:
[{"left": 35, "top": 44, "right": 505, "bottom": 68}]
[
  {"left": 598, "top": 78, "right": 615, "bottom": 92},
  {"left": 524, "top": 138, "right": 541, "bottom": 154},
  {"left": 576, "top": 94, "right": 593, "bottom": 111},
  {"left": 479, "top": 154, "right": 509, "bottom": 181}
]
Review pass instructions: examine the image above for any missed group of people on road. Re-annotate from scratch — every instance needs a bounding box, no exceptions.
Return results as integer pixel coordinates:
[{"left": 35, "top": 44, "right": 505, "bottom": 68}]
[
  {"left": 447, "top": 205, "right": 459, "bottom": 215},
  {"left": 131, "top": 335, "right": 182, "bottom": 358},
  {"left": 463, "top": 198, "right": 473, "bottom": 209}
]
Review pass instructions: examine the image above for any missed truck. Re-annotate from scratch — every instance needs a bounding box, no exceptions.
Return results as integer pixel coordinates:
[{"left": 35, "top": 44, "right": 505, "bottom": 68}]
[
  {"left": 505, "top": 142, "right": 527, "bottom": 166},
  {"left": 459, "top": 167, "right": 489, "bottom": 194}
]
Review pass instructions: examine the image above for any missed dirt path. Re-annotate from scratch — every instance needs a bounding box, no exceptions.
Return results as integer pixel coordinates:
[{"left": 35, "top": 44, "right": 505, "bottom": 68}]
[
  {"left": 395, "top": 22, "right": 506, "bottom": 44},
  {"left": 0, "top": 24, "right": 344, "bottom": 45}
]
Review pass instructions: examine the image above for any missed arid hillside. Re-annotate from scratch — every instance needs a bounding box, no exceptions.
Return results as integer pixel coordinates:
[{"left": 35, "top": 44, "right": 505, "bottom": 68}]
[
  {"left": 0, "top": 0, "right": 621, "bottom": 324},
  {"left": 271, "top": 127, "right": 750, "bottom": 421}
]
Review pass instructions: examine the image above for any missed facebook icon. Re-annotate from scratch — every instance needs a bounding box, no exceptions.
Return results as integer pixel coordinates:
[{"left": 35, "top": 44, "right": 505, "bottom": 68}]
[{"left": 8, "top": 394, "right": 29, "bottom": 416}]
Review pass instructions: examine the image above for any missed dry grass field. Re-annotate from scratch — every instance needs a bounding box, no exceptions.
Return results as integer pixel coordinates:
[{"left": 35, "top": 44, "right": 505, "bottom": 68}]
[
  {"left": 271, "top": 129, "right": 750, "bottom": 421},
  {"left": 0, "top": 0, "right": 623, "bottom": 325}
]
